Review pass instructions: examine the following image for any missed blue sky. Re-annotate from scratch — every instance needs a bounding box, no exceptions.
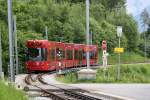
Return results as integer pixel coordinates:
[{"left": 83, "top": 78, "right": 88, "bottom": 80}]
[{"left": 127, "top": 0, "right": 150, "bottom": 16}]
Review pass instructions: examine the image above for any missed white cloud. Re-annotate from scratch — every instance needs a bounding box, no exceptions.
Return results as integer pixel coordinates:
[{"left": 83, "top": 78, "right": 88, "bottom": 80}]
[{"left": 127, "top": 0, "right": 150, "bottom": 16}]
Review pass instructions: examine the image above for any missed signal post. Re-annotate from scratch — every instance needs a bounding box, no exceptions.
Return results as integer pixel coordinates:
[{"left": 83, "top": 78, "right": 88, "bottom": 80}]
[{"left": 114, "top": 26, "right": 124, "bottom": 80}]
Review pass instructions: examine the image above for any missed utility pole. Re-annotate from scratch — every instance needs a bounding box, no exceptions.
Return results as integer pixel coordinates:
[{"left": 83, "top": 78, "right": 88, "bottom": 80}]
[
  {"left": 86, "top": 0, "right": 90, "bottom": 69},
  {"left": 45, "top": 26, "right": 48, "bottom": 40},
  {"left": 77, "top": 0, "right": 96, "bottom": 80},
  {"left": 0, "top": 30, "right": 4, "bottom": 80},
  {"left": 13, "top": 16, "right": 19, "bottom": 75},
  {"left": 7, "top": 0, "right": 15, "bottom": 82}
]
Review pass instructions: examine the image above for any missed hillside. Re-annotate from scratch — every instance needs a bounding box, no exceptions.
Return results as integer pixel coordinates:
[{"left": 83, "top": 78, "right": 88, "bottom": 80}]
[{"left": 0, "top": 0, "right": 141, "bottom": 73}]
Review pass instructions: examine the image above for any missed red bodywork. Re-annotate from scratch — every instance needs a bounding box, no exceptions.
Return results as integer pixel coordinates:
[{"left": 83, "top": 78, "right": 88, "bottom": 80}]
[{"left": 26, "top": 40, "right": 98, "bottom": 72}]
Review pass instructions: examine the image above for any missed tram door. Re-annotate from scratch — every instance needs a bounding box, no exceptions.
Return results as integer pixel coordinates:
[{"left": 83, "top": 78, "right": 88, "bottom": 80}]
[{"left": 79, "top": 49, "right": 83, "bottom": 65}]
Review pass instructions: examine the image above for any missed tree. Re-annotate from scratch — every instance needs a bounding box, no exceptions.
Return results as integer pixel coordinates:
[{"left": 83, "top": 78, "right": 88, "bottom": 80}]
[
  {"left": 146, "top": 24, "right": 150, "bottom": 39},
  {"left": 141, "top": 8, "right": 149, "bottom": 28},
  {"left": 140, "top": 8, "right": 150, "bottom": 59},
  {"left": 140, "top": 8, "right": 150, "bottom": 39},
  {"left": 122, "top": 15, "right": 139, "bottom": 51}
]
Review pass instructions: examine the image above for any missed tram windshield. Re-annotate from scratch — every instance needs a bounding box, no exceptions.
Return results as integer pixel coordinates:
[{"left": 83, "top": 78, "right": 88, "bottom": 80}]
[{"left": 26, "top": 48, "right": 47, "bottom": 61}]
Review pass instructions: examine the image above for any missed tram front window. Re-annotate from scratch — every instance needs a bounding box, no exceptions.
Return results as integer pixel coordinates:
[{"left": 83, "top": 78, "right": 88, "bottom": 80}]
[{"left": 26, "top": 48, "right": 47, "bottom": 61}]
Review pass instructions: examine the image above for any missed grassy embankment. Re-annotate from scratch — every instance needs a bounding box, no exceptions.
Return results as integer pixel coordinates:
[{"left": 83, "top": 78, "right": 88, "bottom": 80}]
[
  {"left": 56, "top": 64, "right": 150, "bottom": 83},
  {"left": 0, "top": 81, "right": 27, "bottom": 100},
  {"left": 99, "top": 52, "right": 148, "bottom": 65}
]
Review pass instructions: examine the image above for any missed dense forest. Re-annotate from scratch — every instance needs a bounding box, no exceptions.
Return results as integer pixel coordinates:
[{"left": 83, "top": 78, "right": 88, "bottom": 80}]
[{"left": 0, "top": 0, "right": 148, "bottom": 74}]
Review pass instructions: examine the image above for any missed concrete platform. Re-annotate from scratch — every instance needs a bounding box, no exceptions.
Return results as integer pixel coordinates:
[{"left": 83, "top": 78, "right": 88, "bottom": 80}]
[{"left": 78, "top": 69, "right": 97, "bottom": 80}]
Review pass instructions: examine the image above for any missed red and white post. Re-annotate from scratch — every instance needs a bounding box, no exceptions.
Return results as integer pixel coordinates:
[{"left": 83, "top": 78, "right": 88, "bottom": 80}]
[
  {"left": 102, "top": 40, "right": 108, "bottom": 69},
  {"left": 102, "top": 40, "right": 108, "bottom": 79}
]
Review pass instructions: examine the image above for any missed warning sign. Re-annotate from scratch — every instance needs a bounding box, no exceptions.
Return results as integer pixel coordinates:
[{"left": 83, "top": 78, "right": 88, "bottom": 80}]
[{"left": 114, "top": 48, "right": 124, "bottom": 53}]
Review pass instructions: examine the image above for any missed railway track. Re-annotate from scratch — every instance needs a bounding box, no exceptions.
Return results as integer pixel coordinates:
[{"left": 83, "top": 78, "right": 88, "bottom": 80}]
[
  {"left": 23, "top": 63, "right": 150, "bottom": 99},
  {"left": 24, "top": 74, "right": 102, "bottom": 100}
]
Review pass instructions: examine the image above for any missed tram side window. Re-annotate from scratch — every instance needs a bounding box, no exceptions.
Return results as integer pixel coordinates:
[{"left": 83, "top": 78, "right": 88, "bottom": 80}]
[
  {"left": 74, "top": 50, "right": 79, "bottom": 60},
  {"left": 83, "top": 50, "right": 86, "bottom": 59},
  {"left": 50, "top": 49, "right": 55, "bottom": 60},
  {"left": 79, "top": 50, "right": 83, "bottom": 60},
  {"left": 90, "top": 51, "right": 95, "bottom": 59},
  {"left": 67, "top": 50, "right": 73, "bottom": 60},
  {"left": 41, "top": 48, "right": 47, "bottom": 61}
]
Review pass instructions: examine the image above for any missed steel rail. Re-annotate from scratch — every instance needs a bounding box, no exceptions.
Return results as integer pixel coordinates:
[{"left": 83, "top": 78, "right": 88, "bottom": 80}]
[
  {"left": 24, "top": 73, "right": 102, "bottom": 100},
  {"left": 37, "top": 74, "right": 88, "bottom": 93},
  {"left": 24, "top": 74, "right": 32, "bottom": 85},
  {"left": 24, "top": 74, "right": 69, "bottom": 99},
  {"left": 34, "top": 85, "right": 68, "bottom": 100},
  {"left": 25, "top": 74, "right": 72, "bottom": 100},
  {"left": 37, "top": 74, "right": 102, "bottom": 100}
]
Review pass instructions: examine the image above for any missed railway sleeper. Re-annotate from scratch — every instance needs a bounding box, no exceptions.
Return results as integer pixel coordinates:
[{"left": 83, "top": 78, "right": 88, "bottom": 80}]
[{"left": 64, "top": 90, "right": 102, "bottom": 100}]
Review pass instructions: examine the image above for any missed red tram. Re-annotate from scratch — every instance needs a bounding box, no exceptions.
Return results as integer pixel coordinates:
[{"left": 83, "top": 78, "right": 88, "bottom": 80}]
[{"left": 25, "top": 40, "right": 98, "bottom": 72}]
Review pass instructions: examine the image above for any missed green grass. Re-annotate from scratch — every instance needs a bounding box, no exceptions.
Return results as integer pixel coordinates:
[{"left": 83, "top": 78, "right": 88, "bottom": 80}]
[
  {"left": 0, "top": 81, "right": 27, "bottom": 100},
  {"left": 56, "top": 64, "right": 150, "bottom": 83},
  {"left": 99, "top": 52, "right": 147, "bottom": 65}
]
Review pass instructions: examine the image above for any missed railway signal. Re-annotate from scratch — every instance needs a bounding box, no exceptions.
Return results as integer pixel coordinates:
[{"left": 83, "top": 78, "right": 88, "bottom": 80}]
[
  {"left": 102, "top": 40, "right": 109, "bottom": 79},
  {"left": 102, "top": 40, "right": 108, "bottom": 68}
]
